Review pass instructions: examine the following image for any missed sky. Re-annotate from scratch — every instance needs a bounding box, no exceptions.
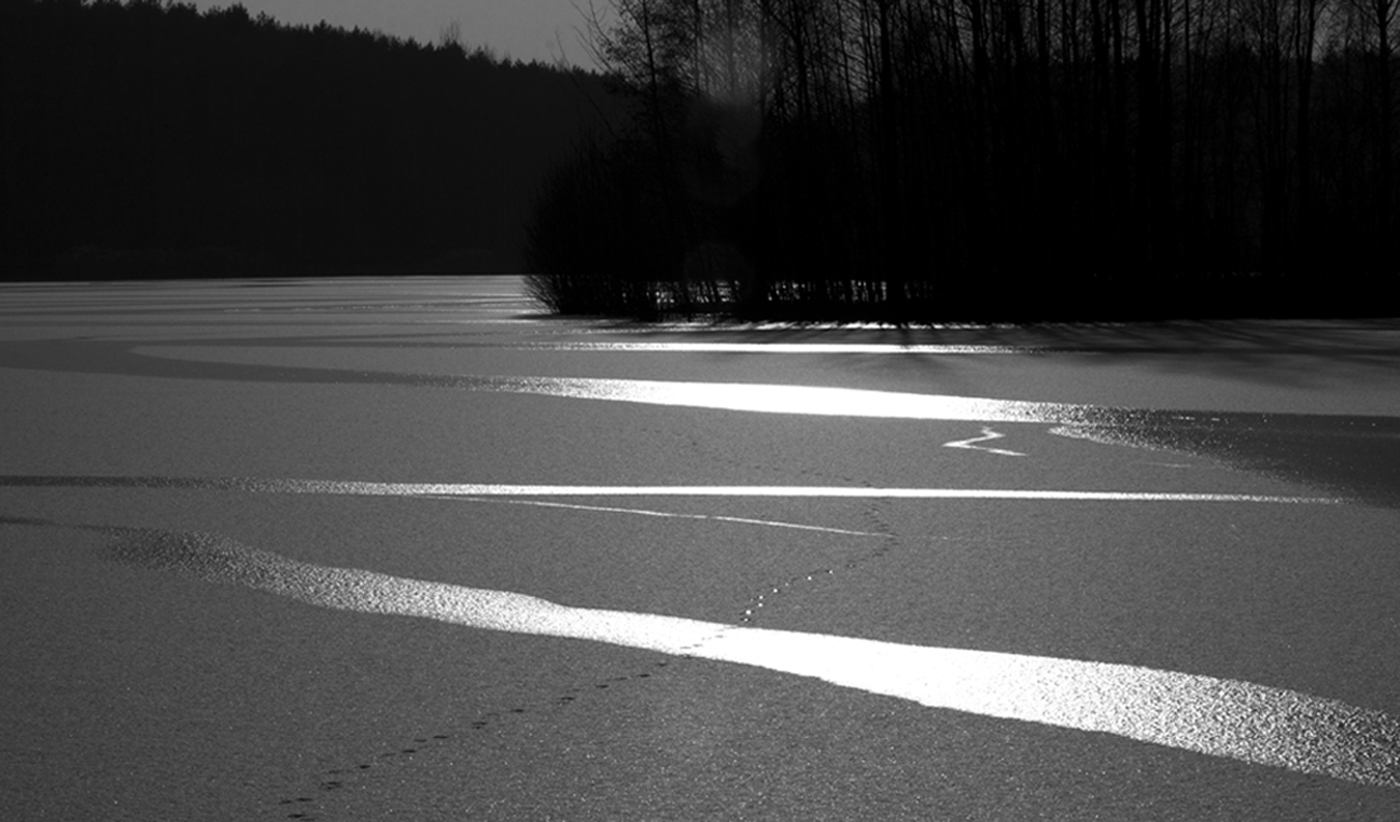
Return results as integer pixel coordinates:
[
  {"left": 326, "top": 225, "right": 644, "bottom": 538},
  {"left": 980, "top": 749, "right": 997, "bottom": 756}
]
[{"left": 189, "top": 0, "right": 608, "bottom": 68}]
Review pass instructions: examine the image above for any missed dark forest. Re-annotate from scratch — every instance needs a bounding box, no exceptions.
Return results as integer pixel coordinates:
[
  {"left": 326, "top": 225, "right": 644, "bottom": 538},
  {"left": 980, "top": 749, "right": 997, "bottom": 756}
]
[
  {"left": 3, "top": 0, "right": 1397, "bottom": 320},
  {"left": 525, "top": 0, "right": 1399, "bottom": 320},
  {"left": 1, "top": 0, "right": 625, "bottom": 277}
]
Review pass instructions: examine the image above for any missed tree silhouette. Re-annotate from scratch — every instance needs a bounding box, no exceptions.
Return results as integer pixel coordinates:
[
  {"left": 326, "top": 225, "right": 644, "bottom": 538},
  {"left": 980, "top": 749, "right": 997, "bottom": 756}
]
[{"left": 525, "top": 0, "right": 1400, "bottom": 321}]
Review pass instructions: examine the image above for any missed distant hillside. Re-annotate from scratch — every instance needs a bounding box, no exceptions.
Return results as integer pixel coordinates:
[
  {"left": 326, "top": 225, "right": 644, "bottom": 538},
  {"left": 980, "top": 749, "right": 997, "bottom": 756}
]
[{"left": 0, "top": 0, "right": 628, "bottom": 278}]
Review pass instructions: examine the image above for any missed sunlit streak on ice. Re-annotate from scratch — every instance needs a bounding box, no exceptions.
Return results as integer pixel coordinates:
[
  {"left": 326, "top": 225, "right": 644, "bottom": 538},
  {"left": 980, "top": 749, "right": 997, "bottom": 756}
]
[
  {"left": 0, "top": 475, "right": 1340, "bottom": 504},
  {"left": 508, "top": 342, "right": 1038, "bottom": 354},
  {"left": 271, "top": 481, "right": 1338, "bottom": 504},
  {"left": 104, "top": 529, "right": 1400, "bottom": 788},
  {"left": 494, "top": 377, "right": 1093, "bottom": 422}
]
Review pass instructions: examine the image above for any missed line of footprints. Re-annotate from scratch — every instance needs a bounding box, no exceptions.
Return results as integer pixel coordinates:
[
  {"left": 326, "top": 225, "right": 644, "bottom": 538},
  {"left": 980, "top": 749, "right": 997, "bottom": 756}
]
[
  {"left": 276, "top": 521, "right": 902, "bottom": 818},
  {"left": 277, "top": 570, "right": 899, "bottom": 815},
  {"left": 275, "top": 655, "right": 685, "bottom": 819},
  {"left": 278, "top": 434, "right": 904, "bottom": 817},
  {"left": 737, "top": 503, "right": 899, "bottom": 625},
  {"left": 663, "top": 421, "right": 905, "bottom": 627}
]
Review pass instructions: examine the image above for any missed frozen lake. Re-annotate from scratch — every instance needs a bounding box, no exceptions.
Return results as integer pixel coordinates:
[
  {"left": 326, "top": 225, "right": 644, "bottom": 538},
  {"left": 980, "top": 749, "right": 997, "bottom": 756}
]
[{"left": 2, "top": 276, "right": 1399, "bottom": 819}]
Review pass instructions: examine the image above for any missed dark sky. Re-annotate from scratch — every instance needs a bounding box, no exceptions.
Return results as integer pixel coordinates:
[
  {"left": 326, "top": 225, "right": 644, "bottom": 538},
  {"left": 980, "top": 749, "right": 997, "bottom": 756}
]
[{"left": 187, "top": 0, "right": 608, "bottom": 68}]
